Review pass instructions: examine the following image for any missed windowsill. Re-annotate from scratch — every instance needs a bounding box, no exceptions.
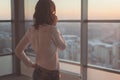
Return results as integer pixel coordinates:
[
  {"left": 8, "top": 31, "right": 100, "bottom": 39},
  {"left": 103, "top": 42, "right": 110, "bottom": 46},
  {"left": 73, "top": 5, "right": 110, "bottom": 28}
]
[
  {"left": 60, "top": 62, "right": 80, "bottom": 76},
  {"left": 0, "top": 53, "right": 12, "bottom": 56}
]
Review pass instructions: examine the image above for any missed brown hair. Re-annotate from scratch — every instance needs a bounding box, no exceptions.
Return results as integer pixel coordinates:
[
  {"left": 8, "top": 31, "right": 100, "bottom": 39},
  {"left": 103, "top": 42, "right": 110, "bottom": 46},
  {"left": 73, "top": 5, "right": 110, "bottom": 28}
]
[{"left": 33, "top": 0, "right": 57, "bottom": 29}]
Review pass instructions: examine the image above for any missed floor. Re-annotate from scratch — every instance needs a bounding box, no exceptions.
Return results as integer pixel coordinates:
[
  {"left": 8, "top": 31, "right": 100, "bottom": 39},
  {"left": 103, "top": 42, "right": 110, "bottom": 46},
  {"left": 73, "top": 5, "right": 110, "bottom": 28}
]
[
  {"left": 0, "top": 73, "right": 81, "bottom": 80},
  {"left": 0, "top": 75, "right": 32, "bottom": 80}
]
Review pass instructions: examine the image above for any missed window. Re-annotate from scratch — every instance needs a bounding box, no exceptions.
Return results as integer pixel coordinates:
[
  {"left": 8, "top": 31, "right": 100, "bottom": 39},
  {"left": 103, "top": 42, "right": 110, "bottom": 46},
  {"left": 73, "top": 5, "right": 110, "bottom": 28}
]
[
  {"left": 0, "top": 0, "right": 12, "bottom": 55},
  {"left": 88, "top": 23, "right": 120, "bottom": 70},
  {"left": 25, "top": 0, "right": 81, "bottom": 63},
  {"left": 87, "top": 0, "right": 120, "bottom": 79},
  {"left": 0, "top": 0, "right": 12, "bottom": 76},
  {"left": 23, "top": 0, "right": 120, "bottom": 80}
]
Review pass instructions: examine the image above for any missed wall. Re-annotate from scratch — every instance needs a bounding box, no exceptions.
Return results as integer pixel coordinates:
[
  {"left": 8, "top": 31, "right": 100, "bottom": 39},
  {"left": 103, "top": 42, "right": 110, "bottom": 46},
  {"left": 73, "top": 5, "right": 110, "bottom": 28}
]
[{"left": 0, "top": 55, "right": 13, "bottom": 76}]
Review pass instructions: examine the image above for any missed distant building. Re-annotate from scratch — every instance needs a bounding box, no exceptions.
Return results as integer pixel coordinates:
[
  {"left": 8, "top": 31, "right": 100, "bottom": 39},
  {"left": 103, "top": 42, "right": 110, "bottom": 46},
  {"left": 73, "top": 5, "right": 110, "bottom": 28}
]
[
  {"left": 59, "top": 35, "right": 80, "bottom": 62},
  {"left": 114, "top": 27, "right": 120, "bottom": 42},
  {"left": 88, "top": 40, "right": 113, "bottom": 68},
  {"left": 112, "top": 42, "right": 120, "bottom": 69},
  {"left": 0, "top": 32, "right": 11, "bottom": 53}
]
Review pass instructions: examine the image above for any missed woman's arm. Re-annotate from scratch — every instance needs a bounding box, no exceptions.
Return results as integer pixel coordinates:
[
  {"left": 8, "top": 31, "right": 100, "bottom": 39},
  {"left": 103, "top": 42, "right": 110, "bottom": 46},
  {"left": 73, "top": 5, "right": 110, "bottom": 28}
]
[
  {"left": 15, "top": 30, "right": 33, "bottom": 68},
  {"left": 52, "top": 27, "right": 67, "bottom": 50}
]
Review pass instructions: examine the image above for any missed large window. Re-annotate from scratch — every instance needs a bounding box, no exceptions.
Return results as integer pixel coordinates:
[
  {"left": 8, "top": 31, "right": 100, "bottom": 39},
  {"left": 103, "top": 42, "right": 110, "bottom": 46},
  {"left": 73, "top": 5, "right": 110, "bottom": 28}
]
[
  {"left": 0, "top": 0, "right": 12, "bottom": 76},
  {"left": 2, "top": 0, "right": 118, "bottom": 80},
  {"left": 24, "top": 0, "right": 81, "bottom": 77},
  {"left": 87, "top": 0, "right": 120, "bottom": 80},
  {"left": 24, "top": 0, "right": 120, "bottom": 80}
]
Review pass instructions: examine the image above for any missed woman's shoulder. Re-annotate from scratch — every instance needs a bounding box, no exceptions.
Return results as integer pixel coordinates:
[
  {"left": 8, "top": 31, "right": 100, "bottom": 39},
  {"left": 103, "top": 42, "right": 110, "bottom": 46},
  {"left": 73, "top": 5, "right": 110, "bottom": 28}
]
[{"left": 27, "top": 26, "right": 36, "bottom": 32}]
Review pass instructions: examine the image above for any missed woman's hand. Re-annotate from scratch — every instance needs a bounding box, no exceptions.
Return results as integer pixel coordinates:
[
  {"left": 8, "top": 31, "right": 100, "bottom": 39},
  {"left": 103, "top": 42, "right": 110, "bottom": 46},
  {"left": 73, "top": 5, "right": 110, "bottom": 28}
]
[{"left": 31, "top": 63, "right": 38, "bottom": 68}]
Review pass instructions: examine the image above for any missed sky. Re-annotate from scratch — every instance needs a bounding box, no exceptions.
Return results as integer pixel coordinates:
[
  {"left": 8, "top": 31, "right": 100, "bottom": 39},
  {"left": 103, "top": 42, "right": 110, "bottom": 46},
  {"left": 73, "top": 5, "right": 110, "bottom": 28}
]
[
  {"left": 88, "top": 0, "right": 120, "bottom": 19},
  {"left": 0, "top": 0, "right": 120, "bottom": 20},
  {"left": 0, "top": 0, "right": 11, "bottom": 20},
  {"left": 25, "top": 0, "right": 81, "bottom": 20}
]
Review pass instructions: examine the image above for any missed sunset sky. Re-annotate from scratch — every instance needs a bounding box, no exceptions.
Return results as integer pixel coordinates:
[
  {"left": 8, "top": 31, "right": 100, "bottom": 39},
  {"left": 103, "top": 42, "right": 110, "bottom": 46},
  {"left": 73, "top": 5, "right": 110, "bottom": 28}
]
[
  {"left": 88, "top": 0, "right": 120, "bottom": 19},
  {"left": 0, "top": 0, "right": 120, "bottom": 20}
]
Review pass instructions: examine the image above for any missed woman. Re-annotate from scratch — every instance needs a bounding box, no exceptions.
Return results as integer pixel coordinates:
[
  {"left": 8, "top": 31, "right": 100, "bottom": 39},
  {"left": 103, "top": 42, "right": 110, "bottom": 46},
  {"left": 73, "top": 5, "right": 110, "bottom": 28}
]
[{"left": 15, "top": 0, "right": 66, "bottom": 80}]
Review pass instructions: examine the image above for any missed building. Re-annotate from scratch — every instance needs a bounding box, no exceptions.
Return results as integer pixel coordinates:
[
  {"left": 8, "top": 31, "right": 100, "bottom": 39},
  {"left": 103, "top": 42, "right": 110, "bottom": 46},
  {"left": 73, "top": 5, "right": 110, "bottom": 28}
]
[{"left": 112, "top": 42, "right": 120, "bottom": 69}]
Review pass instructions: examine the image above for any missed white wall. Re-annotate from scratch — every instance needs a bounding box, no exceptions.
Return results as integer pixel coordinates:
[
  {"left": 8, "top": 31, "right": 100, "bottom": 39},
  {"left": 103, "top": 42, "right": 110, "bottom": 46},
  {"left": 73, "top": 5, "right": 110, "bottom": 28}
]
[{"left": 0, "top": 55, "right": 13, "bottom": 76}]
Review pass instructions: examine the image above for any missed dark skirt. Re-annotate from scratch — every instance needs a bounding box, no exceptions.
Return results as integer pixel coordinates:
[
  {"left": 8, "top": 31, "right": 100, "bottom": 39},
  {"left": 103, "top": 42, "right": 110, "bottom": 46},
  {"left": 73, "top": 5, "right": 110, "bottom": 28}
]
[{"left": 33, "top": 66, "right": 60, "bottom": 80}]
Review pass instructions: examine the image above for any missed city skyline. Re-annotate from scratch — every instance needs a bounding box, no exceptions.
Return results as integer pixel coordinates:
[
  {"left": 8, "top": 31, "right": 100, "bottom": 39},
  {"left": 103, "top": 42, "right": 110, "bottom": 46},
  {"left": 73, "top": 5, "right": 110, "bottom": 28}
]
[{"left": 0, "top": 22, "right": 120, "bottom": 70}]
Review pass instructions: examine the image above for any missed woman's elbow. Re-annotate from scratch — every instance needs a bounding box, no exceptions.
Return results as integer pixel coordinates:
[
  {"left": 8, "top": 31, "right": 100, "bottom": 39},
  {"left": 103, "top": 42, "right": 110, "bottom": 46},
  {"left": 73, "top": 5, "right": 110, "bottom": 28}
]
[
  {"left": 15, "top": 48, "right": 20, "bottom": 56},
  {"left": 15, "top": 49, "right": 18, "bottom": 56},
  {"left": 59, "top": 44, "right": 67, "bottom": 50}
]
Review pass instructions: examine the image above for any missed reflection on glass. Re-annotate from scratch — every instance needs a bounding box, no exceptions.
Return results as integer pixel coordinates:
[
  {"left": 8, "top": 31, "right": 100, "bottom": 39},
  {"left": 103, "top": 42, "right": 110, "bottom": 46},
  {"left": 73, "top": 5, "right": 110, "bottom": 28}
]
[
  {"left": 0, "top": 22, "right": 12, "bottom": 55},
  {"left": 88, "top": 0, "right": 120, "bottom": 19},
  {"left": 25, "top": 22, "right": 81, "bottom": 62},
  {"left": 88, "top": 23, "right": 120, "bottom": 70},
  {"left": 0, "top": 0, "right": 11, "bottom": 20}
]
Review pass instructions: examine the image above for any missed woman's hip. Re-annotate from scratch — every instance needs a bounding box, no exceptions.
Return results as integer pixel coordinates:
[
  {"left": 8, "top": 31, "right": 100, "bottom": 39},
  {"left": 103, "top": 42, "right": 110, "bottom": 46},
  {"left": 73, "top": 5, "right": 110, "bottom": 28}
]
[{"left": 33, "top": 65, "right": 60, "bottom": 80}]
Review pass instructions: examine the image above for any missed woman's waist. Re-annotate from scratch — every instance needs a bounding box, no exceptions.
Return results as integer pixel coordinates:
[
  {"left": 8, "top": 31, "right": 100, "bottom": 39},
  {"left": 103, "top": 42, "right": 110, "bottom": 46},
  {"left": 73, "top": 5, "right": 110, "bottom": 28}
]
[
  {"left": 35, "top": 59, "right": 59, "bottom": 70},
  {"left": 35, "top": 64, "right": 59, "bottom": 72},
  {"left": 35, "top": 49, "right": 58, "bottom": 55}
]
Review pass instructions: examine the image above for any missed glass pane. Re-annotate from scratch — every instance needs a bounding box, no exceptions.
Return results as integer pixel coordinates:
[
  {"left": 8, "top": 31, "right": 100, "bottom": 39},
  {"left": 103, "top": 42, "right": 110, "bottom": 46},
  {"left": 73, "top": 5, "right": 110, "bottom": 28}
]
[
  {"left": 0, "top": 0, "right": 11, "bottom": 20},
  {"left": 88, "top": 68, "right": 120, "bottom": 80},
  {"left": 25, "top": 0, "right": 81, "bottom": 20},
  {"left": 88, "top": 0, "right": 120, "bottom": 20},
  {"left": 57, "top": 22, "right": 80, "bottom": 63},
  {"left": 53, "top": 0, "right": 81, "bottom": 20},
  {"left": 88, "top": 23, "right": 120, "bottom": 70},
  {"left": 25, "top": 21, "right": 33, "bottom": 30},
  {"left": 0, "top": 22, "right": 12, "bottom": 55},
  {"left": 25, "top": 0, "right": 38, "bottom": 20}
]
